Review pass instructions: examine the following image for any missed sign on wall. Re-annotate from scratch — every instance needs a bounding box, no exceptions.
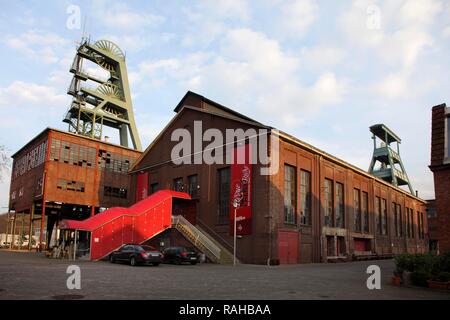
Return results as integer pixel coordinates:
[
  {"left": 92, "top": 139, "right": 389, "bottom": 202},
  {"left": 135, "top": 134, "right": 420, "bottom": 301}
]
[
  {"left": 229, "top": 144, "right": 252, "bottom": 236},
  {"left": 13, "top": 140, "right": 48, "bottom": 179}
]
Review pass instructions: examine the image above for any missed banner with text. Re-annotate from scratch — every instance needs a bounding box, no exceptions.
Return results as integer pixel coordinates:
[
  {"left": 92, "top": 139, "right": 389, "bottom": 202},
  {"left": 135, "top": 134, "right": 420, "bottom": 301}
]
[
  {"left": 136, "top": 172, "right": 149, "bottom": 202},
  {"left": 229, "top": 144, "right": 252, "bottom": 236}
]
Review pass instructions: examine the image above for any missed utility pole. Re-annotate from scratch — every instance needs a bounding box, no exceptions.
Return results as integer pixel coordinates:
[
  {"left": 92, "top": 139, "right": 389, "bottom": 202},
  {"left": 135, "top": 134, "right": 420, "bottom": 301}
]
[{"left": 233, "top": 199, "right": 240, "bottom": 266}]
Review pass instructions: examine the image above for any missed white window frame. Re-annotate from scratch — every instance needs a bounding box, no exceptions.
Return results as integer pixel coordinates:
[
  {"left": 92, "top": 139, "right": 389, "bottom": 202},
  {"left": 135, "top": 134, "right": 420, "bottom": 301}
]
[{"left": 445, "top": 106, "right": 450, "bottom": 164}]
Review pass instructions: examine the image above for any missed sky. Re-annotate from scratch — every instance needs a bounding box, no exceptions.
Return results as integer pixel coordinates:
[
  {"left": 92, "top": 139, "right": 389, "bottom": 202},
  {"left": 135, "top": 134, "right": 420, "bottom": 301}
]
[{"left": 0, "top": 0, "right": 449, "bottom": 209}]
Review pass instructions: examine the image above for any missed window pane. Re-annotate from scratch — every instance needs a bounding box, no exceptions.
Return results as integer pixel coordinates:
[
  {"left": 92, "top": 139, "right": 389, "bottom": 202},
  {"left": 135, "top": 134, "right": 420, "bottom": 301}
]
[
  {"left": 393, "top": 203, "right": 398, "bottom": 237},
  {"left": 188, "top": 175, "right": 198, "bottom": 197},
  {"left": 336, "top": 183, "right": 344, "bottom": 228},
  {"left": 362, "top": 192, "right": 369, "bottom": 233},
  {"left": 150, "top": 183, "right": 159, "bottom": 194},
  {"left": 324, "top": 179, "right": 333, "bottom": 227},
  {"left": 375, "top": 197, "right": 381, "bottom": 234},
  {"left": 173, "top": 178, "right": 184, "bottom": 192},
  {"left": 218, "top": 167, "right": 230, "bottom": 224},
  {"left": 354, "top": 189, "right": 361, "bottom": 232},
  {"left": 300, "top": 170, "right": 311, "bottom": 225},
  {"left": 284, "top": 165, "right": 296, "bottom": 224},
  {"left": 381, "top": 198, "right": 387, "bottom": 235}
]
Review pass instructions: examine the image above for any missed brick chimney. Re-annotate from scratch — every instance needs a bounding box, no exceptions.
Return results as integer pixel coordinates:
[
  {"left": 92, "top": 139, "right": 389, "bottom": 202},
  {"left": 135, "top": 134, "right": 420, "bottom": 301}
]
[
  {"left": 430, "top": 103, "right": 448, "bottom": 168},
  {"left": 429, "top": 103, "right": 450, "bottom": 253}
]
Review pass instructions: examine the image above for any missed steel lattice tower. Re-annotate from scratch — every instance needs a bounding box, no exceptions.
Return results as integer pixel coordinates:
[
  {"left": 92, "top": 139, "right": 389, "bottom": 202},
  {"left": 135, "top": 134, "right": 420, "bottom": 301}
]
[
  {"left": 368, "top": 124, "right": 414, "bottom": 195},
  {"left": 64, "top": 38, "right": 142, "bottom": 150}
]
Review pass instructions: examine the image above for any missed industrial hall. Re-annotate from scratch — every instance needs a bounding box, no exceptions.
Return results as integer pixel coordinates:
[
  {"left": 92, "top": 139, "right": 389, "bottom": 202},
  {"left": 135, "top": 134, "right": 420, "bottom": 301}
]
[{"left": 4, "top": 38, "right": 428, "bottom": 265}]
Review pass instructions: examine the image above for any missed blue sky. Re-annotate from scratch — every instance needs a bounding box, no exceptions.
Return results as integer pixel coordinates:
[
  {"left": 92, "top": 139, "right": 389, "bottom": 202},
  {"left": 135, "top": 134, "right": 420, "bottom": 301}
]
[{"left": 0, "top": 0, "right": 449, "bottom": 209}]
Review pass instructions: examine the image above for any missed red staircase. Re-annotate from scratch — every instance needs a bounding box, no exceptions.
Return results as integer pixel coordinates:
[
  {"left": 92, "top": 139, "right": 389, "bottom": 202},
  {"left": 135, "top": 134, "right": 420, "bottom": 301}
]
[{"left": 59, "top": 190, "right": 191, "bottom": 260}]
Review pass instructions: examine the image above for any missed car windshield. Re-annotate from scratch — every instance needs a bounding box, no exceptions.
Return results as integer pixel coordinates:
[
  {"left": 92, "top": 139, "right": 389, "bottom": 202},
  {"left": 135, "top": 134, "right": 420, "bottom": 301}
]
[{"left": 137, "top": 245, "right": 156, "bottom": 252}]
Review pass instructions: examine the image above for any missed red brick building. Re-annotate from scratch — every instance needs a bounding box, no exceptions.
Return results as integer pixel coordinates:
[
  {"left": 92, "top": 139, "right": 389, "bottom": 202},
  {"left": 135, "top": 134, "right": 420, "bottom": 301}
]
[
  {"left": 8, "top": 128, "right": 141, "bottom": 249},
  {"left": 429, "top": 103, "right": 450, "bottom": 253},
  {"left": 130, "top": 91, "right": 428, "bottom": 264}
]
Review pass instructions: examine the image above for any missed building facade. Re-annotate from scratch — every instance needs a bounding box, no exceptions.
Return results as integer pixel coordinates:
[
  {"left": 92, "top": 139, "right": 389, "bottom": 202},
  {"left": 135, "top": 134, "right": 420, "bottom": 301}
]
[
  {"left": 8, "top": 128, "right": 141, "bottom": 249},
  {"left": 131, "top": 91, "right": 428, "bottom": 264},
  {"left": 429, "top": 103, "right": 450, "bottom": 253}
]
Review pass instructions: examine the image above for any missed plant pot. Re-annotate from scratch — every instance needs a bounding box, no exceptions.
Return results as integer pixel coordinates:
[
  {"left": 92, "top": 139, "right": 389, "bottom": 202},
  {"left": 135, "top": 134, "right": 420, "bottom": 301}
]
[
  {"left": 403, "top": 271, "right": 413, "bottom": 287},
  {"left": 427, "top": 280, "right": 448, "bottom": 290},
  {"left": 392, "top": 276, "right": 401, "bottom": 286}
]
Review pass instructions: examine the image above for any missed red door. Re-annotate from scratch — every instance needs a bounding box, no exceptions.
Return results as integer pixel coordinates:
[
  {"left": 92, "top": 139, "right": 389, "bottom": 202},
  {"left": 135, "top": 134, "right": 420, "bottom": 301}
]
[{"left": 278, "top": 231, "right": 299, "bottom": 264}]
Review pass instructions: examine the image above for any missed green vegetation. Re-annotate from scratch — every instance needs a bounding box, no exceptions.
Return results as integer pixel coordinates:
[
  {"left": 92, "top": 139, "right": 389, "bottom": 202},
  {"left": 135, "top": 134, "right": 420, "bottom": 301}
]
[{"left": 394, "top": 252, "right": 450, "bottom": 287}]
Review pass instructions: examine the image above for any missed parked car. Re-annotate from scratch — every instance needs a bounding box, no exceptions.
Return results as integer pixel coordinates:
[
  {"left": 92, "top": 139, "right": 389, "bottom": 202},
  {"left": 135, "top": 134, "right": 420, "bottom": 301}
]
[
  {"left": 109, "top": 244, "right": 163, "bottom": 266},
  {"left": 162, "top": 246, "right": 199, "bottom": 265}
]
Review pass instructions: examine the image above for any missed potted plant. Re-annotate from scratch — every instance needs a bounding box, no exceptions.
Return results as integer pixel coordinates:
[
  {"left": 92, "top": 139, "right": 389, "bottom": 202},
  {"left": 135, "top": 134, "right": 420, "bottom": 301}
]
[
  {"left": 392, "top": 270, "right": 402, "bottom": 286},
  {"left": 427, "top": 272, "right": 450, "bottom": 290}
]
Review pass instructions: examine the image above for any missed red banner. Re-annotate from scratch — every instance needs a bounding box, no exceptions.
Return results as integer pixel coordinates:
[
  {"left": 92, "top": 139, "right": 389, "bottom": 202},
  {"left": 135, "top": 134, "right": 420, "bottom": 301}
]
[
  {"left": 230, "top": 144, "right": 252, "bottom": 236},
  {"left": 136, "top": 172, "right": 149, "bottom": 202}
]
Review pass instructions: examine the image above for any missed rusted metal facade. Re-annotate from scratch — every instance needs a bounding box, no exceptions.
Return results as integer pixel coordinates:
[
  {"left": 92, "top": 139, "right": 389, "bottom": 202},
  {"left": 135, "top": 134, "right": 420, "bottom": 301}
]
[
  {"left": 8, "top": 128, "right": 141, "bottom": 250},
  {"left": 130, "top": 92, "right": 428, "bottom": 264}
]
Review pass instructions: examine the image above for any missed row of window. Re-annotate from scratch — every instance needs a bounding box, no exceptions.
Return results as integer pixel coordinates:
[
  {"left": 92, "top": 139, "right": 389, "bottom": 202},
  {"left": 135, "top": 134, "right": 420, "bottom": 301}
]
[
  {"left": 104, "top": 186, "right": 128, "bottom": 199},
  {"left": 56, "top": 179, "right": 85, "bottom": 192},
  {"left": 393, "top": 204, "right": 417, "bottom": 238},
  {"left": 147, "top": 174, "right": 199, "bottom": 199},
  {"left": 283, "top": 165, "right": 426, "bottom": 238},
  {"left": 49, "top": 139, "right": 135, "bottom": 173},
  {"left": 284, "top": 166, "right": 312, "bottom": 226},
  {"left": 169, "top": 175, "right": 199, "bottom": 198}
]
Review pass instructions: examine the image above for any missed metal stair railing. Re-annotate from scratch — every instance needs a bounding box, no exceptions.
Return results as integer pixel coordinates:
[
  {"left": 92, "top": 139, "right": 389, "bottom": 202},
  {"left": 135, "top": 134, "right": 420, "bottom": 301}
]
[{"left": 172, "top": 215, "right": 221, "bottom": 262}]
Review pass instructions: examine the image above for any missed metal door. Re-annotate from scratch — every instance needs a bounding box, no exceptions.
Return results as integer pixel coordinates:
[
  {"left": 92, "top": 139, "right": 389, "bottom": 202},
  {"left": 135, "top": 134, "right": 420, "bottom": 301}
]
[{"left": 278, "top": 230, "right": 299, "bottom": 264}]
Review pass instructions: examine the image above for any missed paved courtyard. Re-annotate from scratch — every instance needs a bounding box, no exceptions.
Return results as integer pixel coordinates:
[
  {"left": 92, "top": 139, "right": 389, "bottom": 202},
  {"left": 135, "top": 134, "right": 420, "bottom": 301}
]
[{"left": 0, "top": 250, "right": 449, "bottom": 300}]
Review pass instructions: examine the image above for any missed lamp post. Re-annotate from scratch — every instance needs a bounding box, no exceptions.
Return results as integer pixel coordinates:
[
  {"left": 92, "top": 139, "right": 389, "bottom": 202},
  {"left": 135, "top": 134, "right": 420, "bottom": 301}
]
[{"left": 233, "top": 199, "right": 240, "bottom": 266}]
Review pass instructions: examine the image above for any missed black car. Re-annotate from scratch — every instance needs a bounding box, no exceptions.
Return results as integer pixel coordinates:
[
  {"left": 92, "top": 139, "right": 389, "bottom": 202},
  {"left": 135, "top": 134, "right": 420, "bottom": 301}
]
[
  {"left": 109, "top": 244, "right": 163, "bottom": 266},
  {"left": 162, "top": 246, "right": 199, "bottom": 265}
]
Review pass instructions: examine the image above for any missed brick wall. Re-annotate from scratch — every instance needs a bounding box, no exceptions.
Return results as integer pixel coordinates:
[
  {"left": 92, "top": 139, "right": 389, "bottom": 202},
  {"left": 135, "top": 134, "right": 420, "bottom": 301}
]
[
  {"left": 429, "top": 103, "right": 450, "bottom": 253},
  {"left": 430, "top": 104, "right": 446, "bottom": 166}
]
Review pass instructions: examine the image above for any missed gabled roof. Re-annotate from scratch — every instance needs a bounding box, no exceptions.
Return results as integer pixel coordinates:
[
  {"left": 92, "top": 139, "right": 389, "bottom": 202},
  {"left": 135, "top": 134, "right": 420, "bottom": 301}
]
[
  {"left": 131, "top": 91, "right": 425, "bottom": 203},
  {"left": 130, "top": 104, "right": 269, "bottom": 172},
  {"left": 174, "top": 91, "right": 262, "bottom": 124}
]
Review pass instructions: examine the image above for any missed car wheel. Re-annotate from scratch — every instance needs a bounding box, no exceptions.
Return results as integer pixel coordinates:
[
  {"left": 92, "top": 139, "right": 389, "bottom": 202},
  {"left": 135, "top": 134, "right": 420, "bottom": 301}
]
[
  {"left": 190, "top": 262, "right": 197, "bottom": 265},
  {"left": 175, "top": 258, "right": 182, "bottom": 265},
  {"left": 109, "top": 255, "right": 115, "bottom": 263},
  {"left": 130, "top": 256, "right": 137, "bottom": 266}
]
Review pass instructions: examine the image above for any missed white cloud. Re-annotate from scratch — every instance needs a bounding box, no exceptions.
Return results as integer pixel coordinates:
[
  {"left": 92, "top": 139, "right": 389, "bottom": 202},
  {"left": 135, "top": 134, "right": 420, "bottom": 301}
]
[
  {"left": 375, "top": 72, "right": 409, "bottom": 98},
  {"left": 398, "top": 0, "right": 443, "bottom": 27},
  {"left": 97, "top": 3, "right": 165, "bottom": 30},
  {"left": 132, "top": 28, "right": 347, "bottom": 129},
  {"left": 210, "top": 0, "right": 250, "bottom": 21},
  {"left": 3, "top": 30, "right": 69, "bottom": 65},
  {"left": 380, "top": 28, "right": 433, "bottom": 69},
  {"left": 280, "top": 0, "right": 319, "bottom": 35},
  {"left": 299, "top": 46, "right": 346, "bottom": 70},
  {"left": 339, "top": 0, "right": 440, "bottom": 69},
  {"left": 97, "top": 35, "right": 150, "bottom": 53},
  {"left": 0, "top": 81, "right": 67, "bottom": 108},
  {"left": 185, "top": 0, "right": 250, "bottom": 22},
  {"left": 443, "top": 26, "right": 450, "bottom": 37}
]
